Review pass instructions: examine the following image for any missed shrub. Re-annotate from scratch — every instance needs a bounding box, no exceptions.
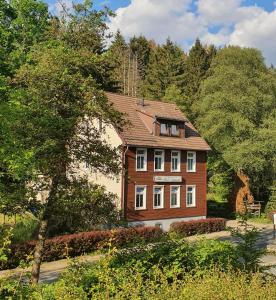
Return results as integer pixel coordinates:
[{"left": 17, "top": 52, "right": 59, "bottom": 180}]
[
  {"left": 11, "top": 217, "right": 39, "bottom": 244},
  {"left": 170, "top": 218, "right": 226, "bottom": 237},
  {"left": 3, "top": 226, "right": 163, "bottom": 270}
]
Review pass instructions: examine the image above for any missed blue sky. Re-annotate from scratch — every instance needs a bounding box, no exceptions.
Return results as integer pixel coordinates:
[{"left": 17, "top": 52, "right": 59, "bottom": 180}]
[{"left": 45, "top": 0, "right": 276, "bottom": 65}]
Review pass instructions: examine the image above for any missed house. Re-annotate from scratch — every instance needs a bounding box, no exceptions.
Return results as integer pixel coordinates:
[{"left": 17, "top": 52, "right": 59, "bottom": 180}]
[{"left": 89, "top": 92, "right": 211, "bottom": 231}]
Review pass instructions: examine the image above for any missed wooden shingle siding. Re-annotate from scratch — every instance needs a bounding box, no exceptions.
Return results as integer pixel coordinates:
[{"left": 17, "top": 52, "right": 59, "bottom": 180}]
[{"left": 124, "top": 147, "right": 207, "bottom": 221}]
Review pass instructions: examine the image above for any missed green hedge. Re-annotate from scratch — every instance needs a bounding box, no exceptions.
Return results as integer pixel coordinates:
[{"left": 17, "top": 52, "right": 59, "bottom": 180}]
[
  {"left": 170, "top": 218, "right": 226, "bottom": 236},
  {"left": 3, "top": 226, "right": 163, "bottom": 270}
]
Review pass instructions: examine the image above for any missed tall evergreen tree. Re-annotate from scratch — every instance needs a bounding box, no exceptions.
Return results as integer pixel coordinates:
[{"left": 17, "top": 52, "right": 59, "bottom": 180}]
[
  {"left": 108, "top": 30, "right": 128, "bottom": 93},
  {"left": 179, "top": 38, "right": 216, "bottom": 119},
  {"left": 143, "top": 38, "right": 185, "bottom": 99},
  {"left": 129, "top": 35, "right": 152, "bottom": 80}
]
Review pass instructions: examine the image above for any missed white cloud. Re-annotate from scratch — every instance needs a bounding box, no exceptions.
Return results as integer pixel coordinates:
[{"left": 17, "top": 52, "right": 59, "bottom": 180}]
[
  {"left": 54, "top": 0, "right": 73, "bottom": 16},
  {"left": 230, "top": 10, "right": 276, "bottom": 65},
  {"left": 108, "top": 0, "right": 205, "bottom": 48},
  {"left": 107, "top": 0, "right": 276, "bottom": 64}
]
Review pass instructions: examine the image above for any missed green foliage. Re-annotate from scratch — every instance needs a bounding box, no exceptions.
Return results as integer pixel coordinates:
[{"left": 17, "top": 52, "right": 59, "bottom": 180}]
[
  {"left": 47, "top": 183, "right": 120, "bottom": 236},
  {"left": 2, "top": 266, "right": 276, "bottom": 300},
  {"left": 180, "top": 39, "right": 215, "bottom": 118},
  {"left": 0, "top": 226, "right": 12, "bottom": 269},
  {"left": 197, "top": 46, "right": 276, "bottom": 200},
  {"left": 231, "top": 218, "right": 265, "bottom": 272},
  {"left": 143, "top": 38, "right": 185, "bottom": 99},
  {"left": 162, "top": 84, "right": 183, "bottom": 104},
  {"left": 265, "top": 183, "right": 276, "bottom": 216},
  {"left": 11, "top": 214, "right": 38, "bottom": 243},
  {"left": 207, "top": 151, "right": 234, "bottom": 204}
]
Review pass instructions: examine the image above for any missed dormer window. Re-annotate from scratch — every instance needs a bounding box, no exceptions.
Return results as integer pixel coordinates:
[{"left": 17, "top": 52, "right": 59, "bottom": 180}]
[
  {"left": 160, "top": 121, "right": 181, "bottom": 137},
  {"left": 160, "top": 123, "right": 168, "bottom": 135},
  {"left": 171, "top": 124, "right": 180, "bottom": 136}
]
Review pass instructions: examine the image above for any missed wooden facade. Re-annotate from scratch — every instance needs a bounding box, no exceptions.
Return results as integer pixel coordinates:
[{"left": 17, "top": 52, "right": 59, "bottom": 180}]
[{"left": 123, "top": 147, "right": 207, "bottom": 221}]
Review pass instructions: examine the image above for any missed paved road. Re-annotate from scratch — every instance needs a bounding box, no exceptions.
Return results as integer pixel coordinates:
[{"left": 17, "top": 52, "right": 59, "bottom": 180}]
[{"left": 1, "top": 220, "right": 276, "bottom": 283}]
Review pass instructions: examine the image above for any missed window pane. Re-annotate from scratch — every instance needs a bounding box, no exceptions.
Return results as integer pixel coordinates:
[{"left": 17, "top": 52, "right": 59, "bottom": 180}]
[
  {"left": 171, "top": 124, "right": 179, "bottom": 136},
  {"left": 160, "top": 123, "right": 167, "bottom": 134},
  {"left": 171, "top": 186, "right": 179, "bottom": 207},
  {"left": 171, "top": 193, "right": 177, "bottom": 206}
]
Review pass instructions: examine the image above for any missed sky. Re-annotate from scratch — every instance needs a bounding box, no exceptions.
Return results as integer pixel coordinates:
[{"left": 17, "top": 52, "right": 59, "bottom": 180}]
[{"left": 46, "top": 0, "right": 276, "bottom": 65}]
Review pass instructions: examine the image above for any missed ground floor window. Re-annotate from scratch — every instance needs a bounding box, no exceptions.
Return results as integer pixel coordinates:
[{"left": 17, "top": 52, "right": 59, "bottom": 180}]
[
  {"left": 135, "top": 185, "right": 147, "bottom": 210},
  {"left": 186, "top": 185, "right": 196, "bottom": 207},
  {"left": 170, "top": 185, "right": 180, "bottom": 208},
  {"left": 153, "top": 185, "right": 164, "bottom": 209}
]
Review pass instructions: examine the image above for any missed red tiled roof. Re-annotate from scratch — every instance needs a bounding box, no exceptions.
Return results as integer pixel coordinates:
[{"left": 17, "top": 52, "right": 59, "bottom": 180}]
[{"left": 106, "top": 92, "right": 211, "bottom": 151}]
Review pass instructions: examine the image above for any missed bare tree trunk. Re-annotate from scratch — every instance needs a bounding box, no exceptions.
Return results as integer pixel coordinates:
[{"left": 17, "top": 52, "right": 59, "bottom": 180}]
[
  {"left": 127, "top": 48, "right": 131, "bottom": 96},
  {"left": 30, "top": 176, "right": 59, "bottom": 284},
  {"left": 30, "top": 219, "right": 48, "bottom": 284},
  {"left": 123, "top": 52, "right": 126, "bottom": 95}
]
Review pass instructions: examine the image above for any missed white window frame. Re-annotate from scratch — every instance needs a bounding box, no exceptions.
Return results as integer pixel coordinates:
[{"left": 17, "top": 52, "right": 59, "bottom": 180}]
[
  {"left": 171, "top": 150, "right": 181, "bottom": 172},
  {"left": 136, "top": 148, "right": 147, "bottom": 171},
  {"left": 186, "top": 185, "right": 196, "bottom": 207},
  {"left": 154, "top": 149, "right": 165, "bottom": 172},
  {"left": 153, "top": 185, "right": 164, "bottom": 209},
  {"left": 170, "top": 185, "right": 181, "bottom": 208},
  {"left": 135, "top": 185, "right": 147, "bottom": 210},
  {"left": 171, "top": 124, "right": 180, "bottom": 136},
  {"left": 187, "top": 151, "right": 196, "bottom": 172}
]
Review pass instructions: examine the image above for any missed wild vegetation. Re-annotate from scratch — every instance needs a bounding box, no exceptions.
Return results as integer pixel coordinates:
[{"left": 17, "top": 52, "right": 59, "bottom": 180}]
[{"left": 0, "top": 0, "right": 275, "bottom": 293}]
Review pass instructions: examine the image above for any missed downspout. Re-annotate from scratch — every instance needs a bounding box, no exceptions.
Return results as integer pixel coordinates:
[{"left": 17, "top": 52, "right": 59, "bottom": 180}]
[{"left": 121, "top": 144, "right": 129, "bottom": 220}]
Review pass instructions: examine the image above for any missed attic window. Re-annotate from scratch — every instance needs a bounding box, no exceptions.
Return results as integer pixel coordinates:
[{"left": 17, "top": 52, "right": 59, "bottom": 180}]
[
  {"left": 160, "top": 123, "right": 169, "bottom": 135},
  {"left": 171, "top": 124, "right": 180, "bottom": 136},
  {"left": 160, "top": 122, "right": 180, "bottom": 137}
]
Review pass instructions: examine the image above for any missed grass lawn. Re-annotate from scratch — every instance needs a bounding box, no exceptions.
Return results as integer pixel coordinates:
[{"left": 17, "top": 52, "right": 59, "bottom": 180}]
[{"left": 236, "top": 213, "right": 272, "bottom": 224}]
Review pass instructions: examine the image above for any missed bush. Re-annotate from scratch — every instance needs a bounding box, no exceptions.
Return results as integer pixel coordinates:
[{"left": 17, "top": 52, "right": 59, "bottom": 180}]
[
  {"left": 170, "top": 218, "right": 226, "bottom": 237},
  {"left": 3, "top": 266, "right": 276, "bottom": 299},
  {"left": 11, "top": 217, "right": 39, "bottom": 244},
  {"left": 109, "top": 238, "right": 239, "bottom": 280},
  {"left": 2, "top": 226, "right": 163, "bottom": 270}
]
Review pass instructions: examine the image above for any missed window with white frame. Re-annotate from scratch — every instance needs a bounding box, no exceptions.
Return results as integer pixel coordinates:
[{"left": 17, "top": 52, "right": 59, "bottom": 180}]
[
  {"left": 187, "top": 151, "right": 196, "bottom": 172},
  {"left": 186, "top": 185, "right": 196, "bottom": 207},
  {"left": 154, "top": 149, "right": 164, "bottom": 171},
  {"left": 160, "top": 123, "right": 169, "bottom": 135},
  {"left": 136, "top": 148, "right": 147, "bottom": 171},
  {"left": 171, "top": 124, "right": 180, "bottom": 136},
  {"left": 135, "top": 186, "right": 147, "bottom": 210},
  {"left": 171, "top": 150, "right": 181, "bottom": 172},
  {"left": 153, "top": 185, "right": 164, "bottom": 209},
  {"left": 170, "top": 186, "right": 180, "bottom": 208}
]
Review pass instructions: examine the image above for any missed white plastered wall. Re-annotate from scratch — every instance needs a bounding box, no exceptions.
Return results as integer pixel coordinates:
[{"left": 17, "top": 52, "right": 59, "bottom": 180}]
[{"left": 77, "top": 119, "right": 123, "bottom": 209}]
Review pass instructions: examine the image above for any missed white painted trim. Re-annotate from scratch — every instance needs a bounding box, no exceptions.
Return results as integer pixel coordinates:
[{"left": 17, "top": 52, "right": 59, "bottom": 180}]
[
  {"left": 170, "top": 185, "right": 181, "bottom": 208},
  {"left": 171, "top": 150, "right": 181, "bottom": 172},
  {"left": 136, "top": 148, "right": 147, "bottom": 171},
  {"left": 135, "top": 185, "right": 147, "bottom": 210},
  {"left": 187, "top": 151, "right": 196, "bottom": 172},
  {"left": 186, "top": 185, "right": 196, "bottom": 207},
  {"left": 154, "top": 149, "right": 165, "bottom": 172},
  {"left": 153, "top": 185, "right": 164, "bottom": 209}
]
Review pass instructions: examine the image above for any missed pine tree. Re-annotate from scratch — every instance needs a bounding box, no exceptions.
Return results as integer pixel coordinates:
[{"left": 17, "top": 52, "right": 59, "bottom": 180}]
[
  {"left": 143, "top": 38, "right": 185, "bottom": 100},
  {"left": 129, "top": 35, "right": 151, "bottom": 80},
  {"left": 108, "top": 30, "right": 128, "bottom": 93},
  {"left": 179, "top": 38, "right": 216, "bottom": 119}
]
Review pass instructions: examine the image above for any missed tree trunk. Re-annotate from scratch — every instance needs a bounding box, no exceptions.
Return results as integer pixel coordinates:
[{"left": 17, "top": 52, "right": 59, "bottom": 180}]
[
  {"left": 30, "top": 176, "right": 59, "bottom": 284},
  {"left": 30, "top": 219, "right": 48, "bottom": 284}
]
